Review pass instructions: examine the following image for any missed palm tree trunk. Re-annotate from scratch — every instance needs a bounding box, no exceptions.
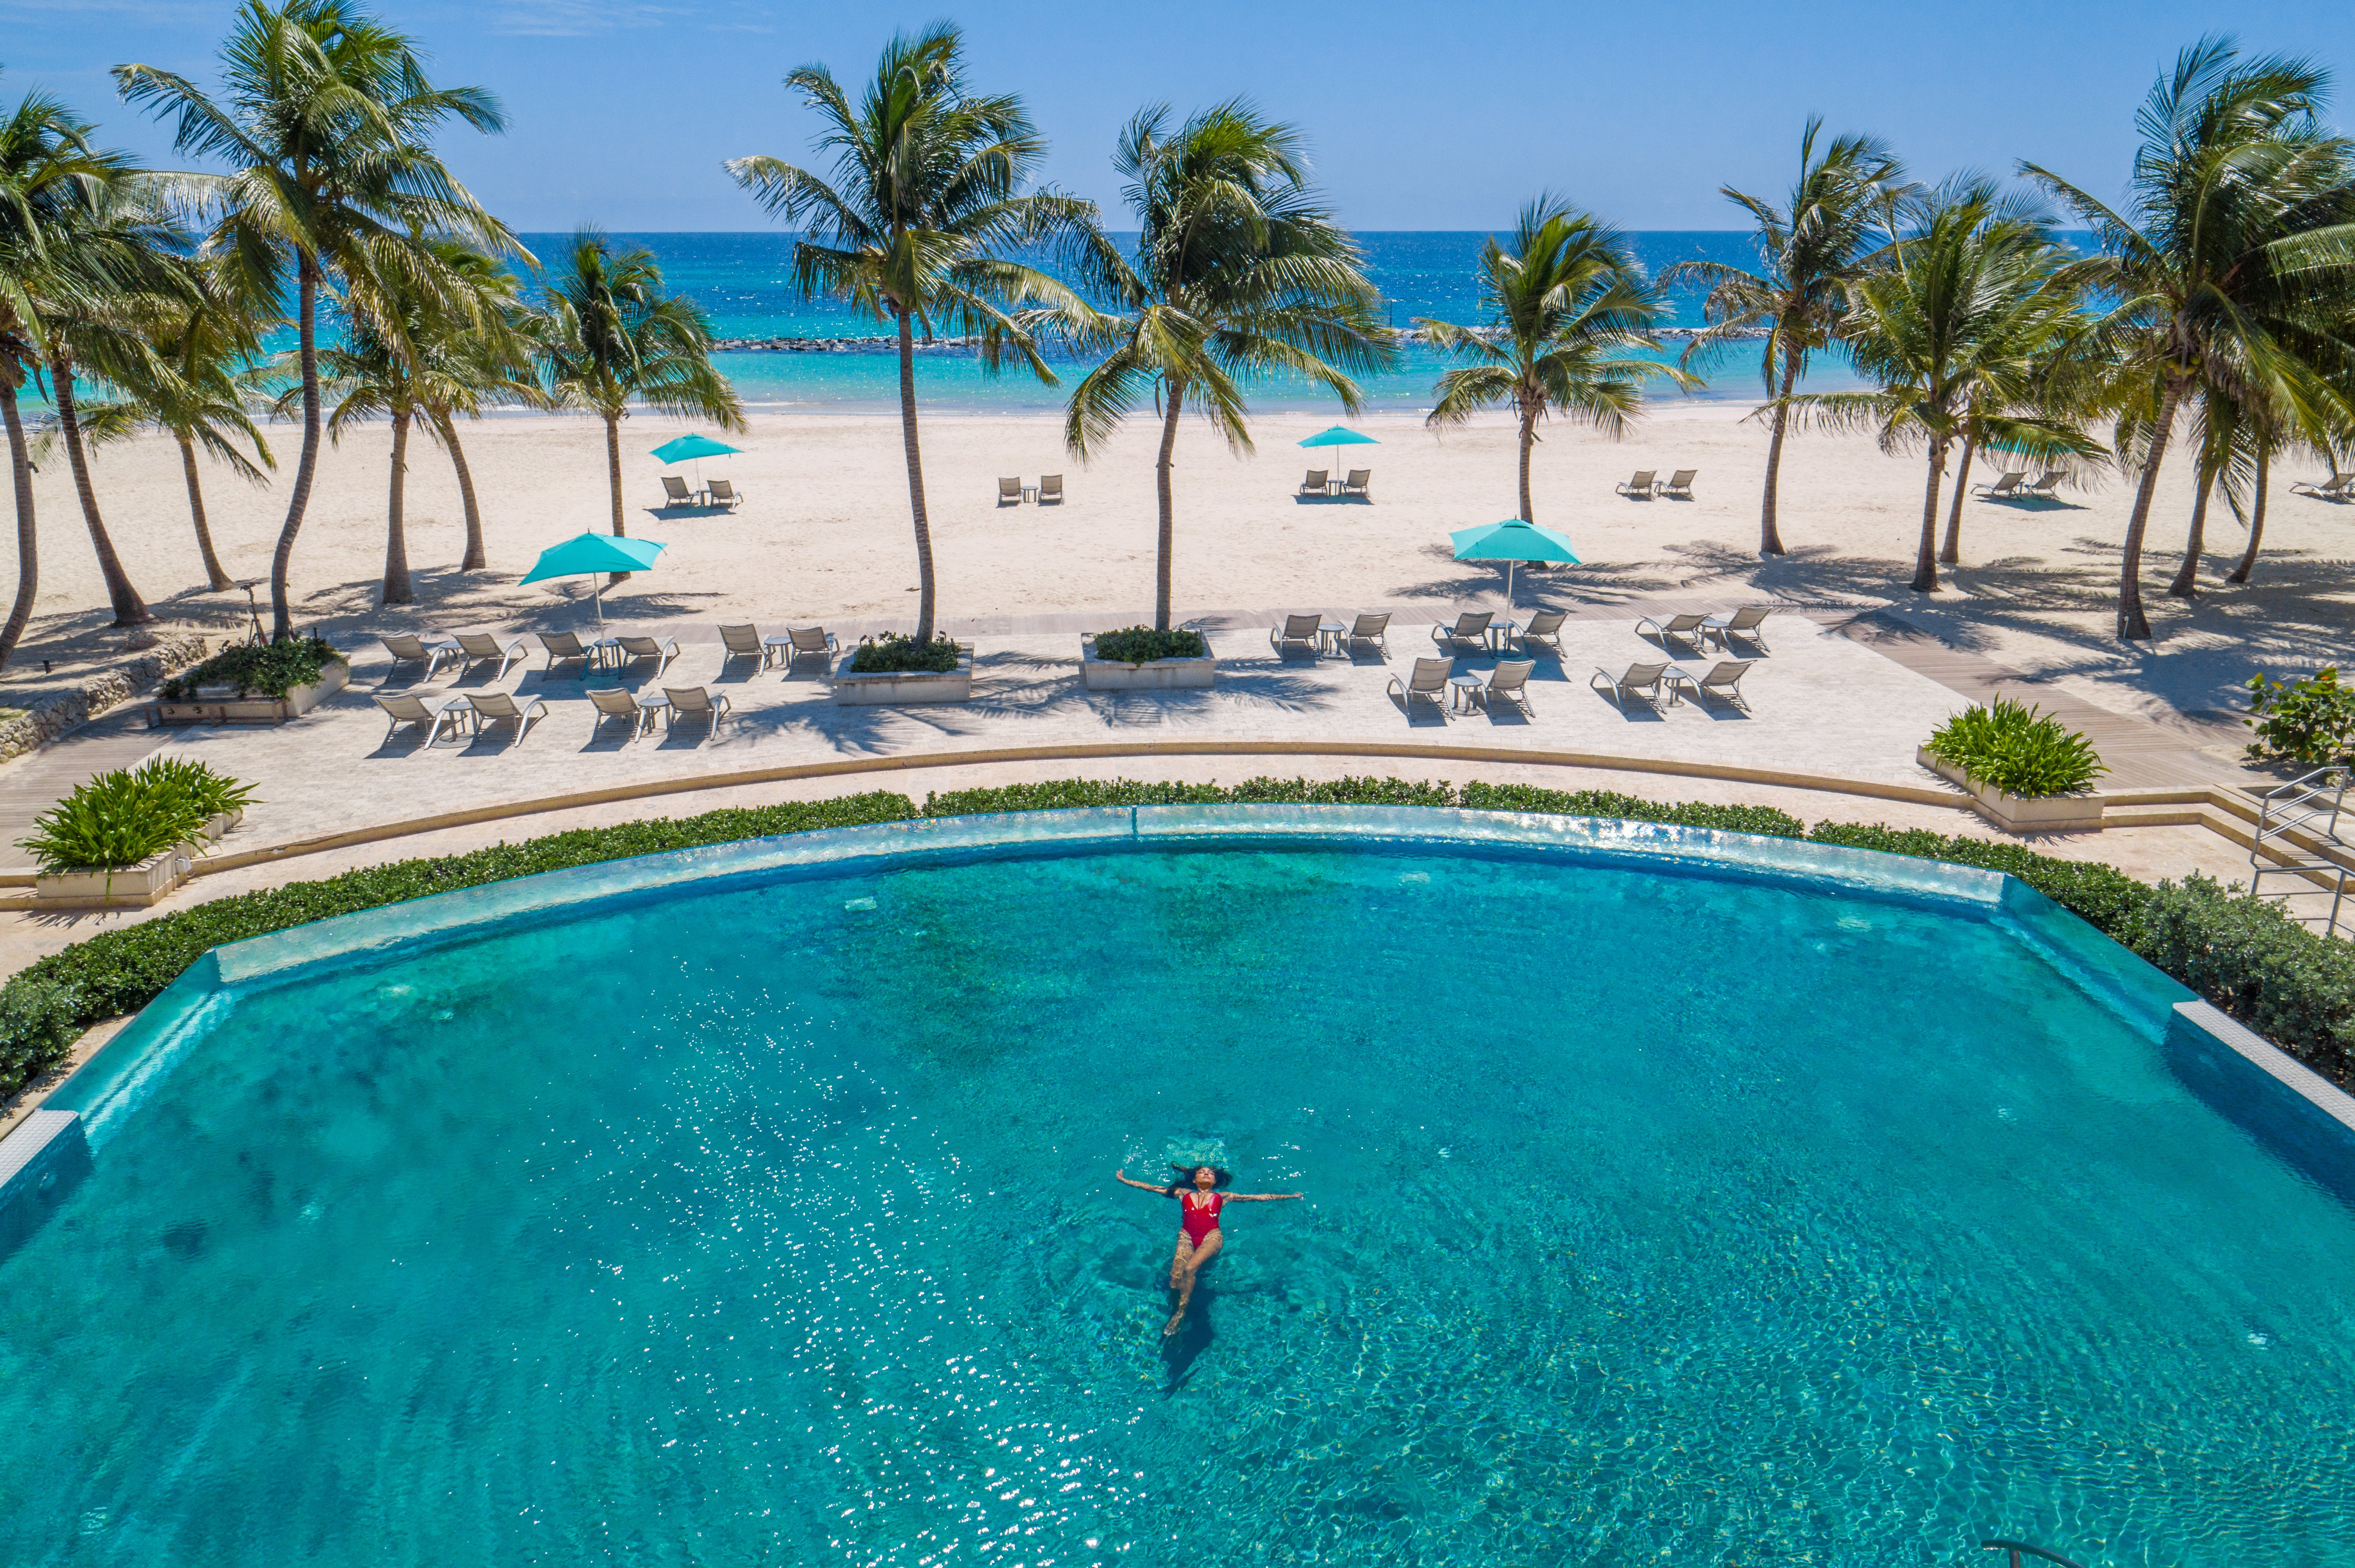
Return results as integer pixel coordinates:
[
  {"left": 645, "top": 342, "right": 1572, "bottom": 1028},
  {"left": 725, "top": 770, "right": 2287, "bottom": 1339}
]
[
  {"left": 896, "top": 309, "right": 938, "bottom": 645},
  {"left": 1516, "top": 399, "right": 1537, "bottom": 524},
  {"left": 2167, "top": 461, "right": 2213, "bottom": 599},
  {"left": 271, "top": 256, "right": 324, "bottom": 642},
  {"left": 177, "top": 432, "right": 234, "bottom": 591},
  {"left": 381, "top": 409, "right": 414, "bottom": 606},
  {"left": 0, "top": 366, "right": 37, "bottom": 669},
  {"left": 51, "top": 358, "right": 151, "bottom": 626},
  {"left": 2116, "top": 379, "right": 2184, "bottom": 641},
  {"left": 1759, "top": 347, "right": 1797, "bottom": 556},
  {"left": 438, "top": 409, "right": 487, "bottom": 570},
  {"left": 1154, "top": 377, "right": 1188, "bottom": 632},
  {"left": 1911, "top": 435, "right": 1948, "bottom": 593},
  {"left": 602, "top": 409, "right": 630, "bottom": 587},
  {"left": 1939, "top": 432, "right": 1977, "bottom": 565},
  {"left": 2228, "top": 447, "right": 2268, "bottom": 584}
]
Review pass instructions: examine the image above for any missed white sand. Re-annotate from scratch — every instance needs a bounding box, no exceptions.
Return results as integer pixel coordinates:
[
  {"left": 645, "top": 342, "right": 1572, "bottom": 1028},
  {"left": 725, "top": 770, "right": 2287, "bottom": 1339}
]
[{"left": 9, "top": 401, "right": 2351, "bottom": 733}]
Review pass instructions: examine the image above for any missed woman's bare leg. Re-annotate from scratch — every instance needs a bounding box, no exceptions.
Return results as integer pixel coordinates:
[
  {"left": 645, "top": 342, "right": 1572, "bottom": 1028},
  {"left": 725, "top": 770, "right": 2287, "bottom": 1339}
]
[{"left": 1165, "top": 1229, "right": 1222, "bottom": 1336}]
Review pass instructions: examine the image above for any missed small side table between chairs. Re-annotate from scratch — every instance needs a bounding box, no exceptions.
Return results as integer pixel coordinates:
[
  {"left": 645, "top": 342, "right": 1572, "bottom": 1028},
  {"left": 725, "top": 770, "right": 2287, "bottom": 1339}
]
[
  {"left": 1317, "top": 619, "right": 1346, "bottom": 655},
  {"left": 762, "top": 635, "right": 796, "bottom": 669},
  {"left": 1448, "top": 674, "right": 1484, "bottom": 712}
]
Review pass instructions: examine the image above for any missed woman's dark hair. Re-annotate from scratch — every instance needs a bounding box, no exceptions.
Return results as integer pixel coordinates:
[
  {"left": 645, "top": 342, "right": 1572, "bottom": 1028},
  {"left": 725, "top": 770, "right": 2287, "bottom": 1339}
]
[{"left": 1168, "top": 1164, "right": 1232, "bottom": 1192}]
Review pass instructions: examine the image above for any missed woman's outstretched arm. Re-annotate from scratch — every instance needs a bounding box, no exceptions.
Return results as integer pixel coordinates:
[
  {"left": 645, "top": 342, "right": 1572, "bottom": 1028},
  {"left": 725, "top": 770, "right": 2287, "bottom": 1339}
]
[
  {"left": 1227, "top": 1191, "right": 1305, "bottom": 1202},
  {"left": 1114, "top": 1169, "right": 1173, "bottom": 1194}
]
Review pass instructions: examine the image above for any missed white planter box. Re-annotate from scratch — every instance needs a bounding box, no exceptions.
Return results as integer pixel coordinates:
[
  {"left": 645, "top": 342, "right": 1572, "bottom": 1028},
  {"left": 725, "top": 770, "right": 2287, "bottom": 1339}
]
[
  {"left": 153, "top": 659, "right": 348, "bottom": 727},
  {"left": 1918, "top": 746, "right": 2103, "bottom": 831},
  {"left": 1078, "top": 633, "right": 1216, "bottom": 691},
  {"left": 31, "top": 806, "right": 245, "bottom": 909},
  {"left": 833, "top": 646, "right": 973, "bottom": 706}
]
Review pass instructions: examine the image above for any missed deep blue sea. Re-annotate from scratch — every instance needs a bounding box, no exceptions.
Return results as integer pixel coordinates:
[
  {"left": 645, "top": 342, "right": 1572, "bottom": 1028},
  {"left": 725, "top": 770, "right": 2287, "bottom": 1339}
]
[{"left": 518, "top": 231, "right": 1860, "bottom": 416}]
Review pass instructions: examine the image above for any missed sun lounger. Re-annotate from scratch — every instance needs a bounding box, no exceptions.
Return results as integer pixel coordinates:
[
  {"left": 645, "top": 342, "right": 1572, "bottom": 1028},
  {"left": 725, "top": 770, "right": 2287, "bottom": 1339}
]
[
  {"left": 1431, "top": 611, "right": 1494, "bottom": 651},
  {"left": 453, "top": 633, "right": 527, "bottom": 680},
  {"left": 2018, "top": 470, "right": 2067, "bottom": 500},
  {"left": 706, "top": 478, "right": 742, "bottom": 510},
  {"left": 1701, "top": 606, "right": 1772, "bottom": 653},
  {"left": 1974, "top": 470, "right": 2027, "bottom": 497},
  {"left": 664, "top": 685, "right": 733, "bottom": 734},
  {"left": 1344, "top": 611, "right": 1390, "bottom": 655},
  {"left": 1633, "top": 612, "right": 1710, "bottom": 650},
  {"left": 1656, "top": 468, "right": 1696, "bottom": 498},
  {"left": 1038, "top": 474, "right": 1063, "bottom": 504},
  {"left": 1615, "top": 470, "right": 1656, "bottom": 497},
  {"left": 465, "top": 690, "right": 548, "bottom": 739},
  {"left": 1388, "top": 656, "right": 1453, "bottom": 713},
  {"left": 1514, "top": 608, "right": 1568, "bottom": 654},
  {"left": 1270, "top": 613, "right": 1324, "bottom": 654},
  {"left": 1299, "top": 469, "right": 1329, "bottom": 496},
  {"left": 2290, "top": 471, "right": 2354, "bottom": 499},
  {"left": 1481, "top": 659, "right": 1537, "bottom": 715},
  {"left": 786, "top": 626, "right": 839, "bottom": 664},
  {"left": 540, "top": 630, "right": 593, "bottom": 672},
  {"left": 587, "top": 684, "right": 660, "bottom": 739},
  {"left": 998, "top": 477, "right": 1023, "bottom": 506},
  {"left": 372, "top": 691, "right": 468, "bottom": 747},
  {"left": 381, "top": 632, "right": 459, "bottom": 679},
  {"left": 1590, "top": 661, "right": 1673, "bottom": 710},
  {"left": 718, "top": 624, "right": 768, "bottom": 664},
  {"left": 661, "top": 475, "right": 701, "bottom": 506},
  {"left": 1341, "top": 469, "right": 1372, "bottom": 499},
  {"left": 1666, "top": 659, "right": 1756, "bottom": 711},
  {"left": 614, "top": 635, "right": 679, "bottom": 676}
]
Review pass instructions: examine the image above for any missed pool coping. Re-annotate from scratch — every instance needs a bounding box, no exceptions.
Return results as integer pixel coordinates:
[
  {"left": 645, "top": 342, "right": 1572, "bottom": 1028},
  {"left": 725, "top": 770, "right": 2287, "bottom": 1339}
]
[{"left": 5, "top": 806, "right": 2351, "bottom": 1213}]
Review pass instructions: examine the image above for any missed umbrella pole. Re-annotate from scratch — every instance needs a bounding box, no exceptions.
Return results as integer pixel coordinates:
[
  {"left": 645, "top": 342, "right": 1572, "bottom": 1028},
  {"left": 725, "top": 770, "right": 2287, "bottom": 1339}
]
[{"left": 594, "top": 577, "right": 604, "bottom": 627}]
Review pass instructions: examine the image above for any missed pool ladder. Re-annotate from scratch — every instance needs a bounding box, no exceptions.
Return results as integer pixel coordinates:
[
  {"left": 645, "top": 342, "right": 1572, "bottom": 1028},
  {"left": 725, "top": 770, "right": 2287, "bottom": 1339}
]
[
  {"left": 1981, "top": 1541, "right": 2090, "bottom": 1568},
  {"left": 2247, "top": 766, "right": 2350, "bottom": 939}
]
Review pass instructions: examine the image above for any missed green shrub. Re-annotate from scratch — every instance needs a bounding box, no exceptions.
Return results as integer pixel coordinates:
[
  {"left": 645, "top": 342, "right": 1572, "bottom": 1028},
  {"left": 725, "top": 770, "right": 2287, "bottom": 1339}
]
[
  {"left": 848, "top": 634, "right": 961, "bottom": 674},
  {"left": 162, "top": 637, "right": 344, "bottom": 700},
  {"left": 1089, "top": 626, "right": 1207, "bottom": 663},
  {"left": 14, "top": 758, "right": 256, "bottom": 875},
  {"left": 2243, "top": 667, "right": 2355, "bottom": 766},
  {"left": 1925, "top": 696, "right": 2106, "bottom": 797},
  {"left": 0, "top": 978, "right": 85, "bottom": 1097}
]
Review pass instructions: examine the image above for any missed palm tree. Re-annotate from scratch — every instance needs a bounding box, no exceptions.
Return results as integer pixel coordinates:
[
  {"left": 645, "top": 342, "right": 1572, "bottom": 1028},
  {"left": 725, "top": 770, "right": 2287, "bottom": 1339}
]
[
  {"left": 1786, "top": 182, "right": 2100, "bottom": 593},
  {"left": 417, "top": 239, "right": 537, "bottom": 572},
  {"left": 728, "top": 24, "right": 1094, "bottom": 645},
  {"left": 1663, "top": 120, "right": 1908, "bottom": 555},
  {"left": 1418, "top": 197, "right": 1684, "bottom": 527},
  {"left": 1060, "top": 101, "right": 1390, "bottom": 630},
  {"left": 2023, "top": 37, "right": 2355, "bottom": 639},
  {"left": 0, "top": 82, "right": 162, "bottom": 664},
  {"left": 534, "top": 229, "right": 743, "bottom": 577},
  {"left": 116, "top": 0, "right": 515, "bottom": 640}
]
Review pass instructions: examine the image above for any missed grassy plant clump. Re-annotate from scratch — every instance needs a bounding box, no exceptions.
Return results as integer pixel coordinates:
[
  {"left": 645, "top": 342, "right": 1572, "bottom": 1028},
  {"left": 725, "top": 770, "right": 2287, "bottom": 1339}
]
[
  {"left": 15, "top": 759, "right": 259, "bottom": 875},
  {"left": 1924, "top": 696, "right": 2106, "bottom": 797},
  {"left": 1089, "top": 627, "right": 1207, "bottom": 663},
  {"left": 848, "top": 634, "right": 962, "bottom": 674},
  {"left": 162, "top": 637, "right": 345, "bottom": 701},
  {"left": 2243, "top": 667, "right": 2355, "bottom": 766}
]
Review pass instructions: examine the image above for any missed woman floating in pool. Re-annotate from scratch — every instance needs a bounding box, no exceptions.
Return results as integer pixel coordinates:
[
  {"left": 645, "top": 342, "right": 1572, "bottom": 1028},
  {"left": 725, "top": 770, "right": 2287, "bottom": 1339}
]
[{"left": 1116, "top": 1165, "right": 1303, "bottom": 1336}]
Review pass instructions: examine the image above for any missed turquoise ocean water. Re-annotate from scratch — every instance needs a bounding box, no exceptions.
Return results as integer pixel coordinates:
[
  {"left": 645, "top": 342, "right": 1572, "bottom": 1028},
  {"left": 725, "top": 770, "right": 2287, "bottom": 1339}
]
[{"left": 5, "top": 837, "right": 2353, "bottom": 1566}]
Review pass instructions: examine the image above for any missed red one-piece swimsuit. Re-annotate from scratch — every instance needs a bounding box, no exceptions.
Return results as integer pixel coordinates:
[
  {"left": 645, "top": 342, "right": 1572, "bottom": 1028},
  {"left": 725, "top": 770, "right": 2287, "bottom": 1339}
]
[{"left": 1180, "top": 1191, "right": 1226, "bottom": 1246}]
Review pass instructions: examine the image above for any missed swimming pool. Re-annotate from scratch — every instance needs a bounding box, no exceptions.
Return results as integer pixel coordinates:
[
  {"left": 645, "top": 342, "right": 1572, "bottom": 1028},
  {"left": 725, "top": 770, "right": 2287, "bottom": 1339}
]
[{"left": 5, "top": 808, "right": 2352, "bottom": 1567}]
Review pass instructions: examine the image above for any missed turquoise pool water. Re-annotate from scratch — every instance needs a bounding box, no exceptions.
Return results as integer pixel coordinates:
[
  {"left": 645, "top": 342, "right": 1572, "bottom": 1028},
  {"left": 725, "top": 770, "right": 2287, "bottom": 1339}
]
[{"left": 5, "top": 822, "right": 2354, "bottom": 1567}]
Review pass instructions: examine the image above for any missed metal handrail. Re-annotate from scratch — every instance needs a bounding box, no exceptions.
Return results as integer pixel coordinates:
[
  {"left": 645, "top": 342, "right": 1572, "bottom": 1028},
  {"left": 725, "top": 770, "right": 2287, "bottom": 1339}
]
[
  {"left": 1981, "top": 1539, "right": 2092, "bottom": 1568},
  {"left": 2249, "top": 765, "right": 2350, "bottom": 938}
]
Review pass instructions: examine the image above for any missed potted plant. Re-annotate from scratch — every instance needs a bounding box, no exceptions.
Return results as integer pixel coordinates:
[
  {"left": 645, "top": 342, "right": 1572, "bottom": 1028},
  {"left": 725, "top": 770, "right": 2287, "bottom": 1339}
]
[
  {"left": 1917, "top": 697, "right": 2106, "bottom": 831},
  {"left": 156, "top": 637, "right": 350, "bottom": 726},
  {"left": 833, "top": 633, "right": 973, "bottom": 706},
  {"left": 1079, "top": 626, "right": 1216, "bottom": 691},
  {"left": 18, "top": 759, "right": 258, "bottom": 908}
]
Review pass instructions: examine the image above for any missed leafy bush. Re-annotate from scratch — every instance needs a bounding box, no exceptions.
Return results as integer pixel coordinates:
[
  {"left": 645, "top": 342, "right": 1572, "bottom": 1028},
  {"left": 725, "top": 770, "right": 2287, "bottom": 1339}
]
[
  {"left": 162, "top": 636, "right": 344, "bottom": 700},
  {"left": 1924, "top": 696, "right": 2106, "bottom": 797},
  {"left": 15, "top": 759, "right": 257, "bottom": 874},
  {"left": 1090, "top": 626, "right": 1207, "bottom": 663},
  {"left": 0, "top": 978, "right": 85, "bottom": 1097},
  {"left": 848, "top": 634, "right": 962, "bottom": 674},
  {"left": 2243, "top": 667, "right": 2355, "bottom": 766}
]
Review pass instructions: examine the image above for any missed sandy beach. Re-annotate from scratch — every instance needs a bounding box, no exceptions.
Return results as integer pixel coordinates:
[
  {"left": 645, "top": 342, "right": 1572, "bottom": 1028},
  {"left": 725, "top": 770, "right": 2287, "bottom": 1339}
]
[{"left": 8, "top": 402, "right": 2351, "bottom": 742}]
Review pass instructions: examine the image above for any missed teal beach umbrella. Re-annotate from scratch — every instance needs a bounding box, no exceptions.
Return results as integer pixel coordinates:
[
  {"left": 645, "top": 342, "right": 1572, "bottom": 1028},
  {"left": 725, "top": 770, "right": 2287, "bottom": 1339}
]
[
  {"left": 1449, "top": 517, "right": 1580, "bottom": 616},
  {"left": 519, "top": 532, "right": 669, "bottom": 624},
  {"left": 650, "top": 433, "right": 743, "bottom": 493},
  {"left": 1297, "top": 425, "right": 1379, "bottom": 459}
]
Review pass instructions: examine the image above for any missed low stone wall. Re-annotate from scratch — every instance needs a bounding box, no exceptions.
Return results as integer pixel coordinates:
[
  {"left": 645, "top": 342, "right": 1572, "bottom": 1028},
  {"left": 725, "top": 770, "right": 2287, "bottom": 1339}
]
[{"left": 0, "top": 633, "right": 209, "bottom": 764}]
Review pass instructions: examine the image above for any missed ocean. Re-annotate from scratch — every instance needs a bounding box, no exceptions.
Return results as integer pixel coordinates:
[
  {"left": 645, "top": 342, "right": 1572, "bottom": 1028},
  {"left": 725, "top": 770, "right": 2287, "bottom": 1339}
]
[{"left": 521, "top": 230, "right": 1863, "bottom": 417}]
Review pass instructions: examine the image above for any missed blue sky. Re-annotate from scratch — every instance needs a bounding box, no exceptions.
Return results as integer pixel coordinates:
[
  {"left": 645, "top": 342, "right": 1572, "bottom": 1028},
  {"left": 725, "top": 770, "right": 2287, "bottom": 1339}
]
[{"left": 6, "top": 0, "right": 2352, "bottom": 232}]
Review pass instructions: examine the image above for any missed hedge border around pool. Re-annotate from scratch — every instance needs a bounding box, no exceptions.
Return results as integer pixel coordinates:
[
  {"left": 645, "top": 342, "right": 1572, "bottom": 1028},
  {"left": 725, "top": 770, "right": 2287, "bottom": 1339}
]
[{"left": 1, "top": 775, "right": 2349, "bottom": 1104}]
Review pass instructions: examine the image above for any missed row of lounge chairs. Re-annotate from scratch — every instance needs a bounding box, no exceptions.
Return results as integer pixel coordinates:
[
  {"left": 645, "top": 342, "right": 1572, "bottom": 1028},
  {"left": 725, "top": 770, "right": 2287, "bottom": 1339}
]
[
  {"left": 1388, "top": 657, "right": 1535, "bottom": 715},
  {"left": 661, "top": 476, "right": 744, "bottom": 510},
  {"left": 1616, "top": 470, "right": 1697, "bottom": 498},
  {"left": 385, "top": 625, "right": 844, "bottom": 681},
  {"left": 375, "top": 684, "right": 733, "bottom": 748},
  {"left": 998, "top": 475, "right": 1066, "bottom": 505},
  {"left": 1591, "top": 660, "right": 1753, "bottom": 711},
  {"left": 1634, "top": 606, "right": 1771, "bottom": 653},
  {"left": 1300, "top": 470, "right": 1372, "bottom": 498},
  {"left": 1972, "top": 470, "right": 2068, "bottom": 501}
]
